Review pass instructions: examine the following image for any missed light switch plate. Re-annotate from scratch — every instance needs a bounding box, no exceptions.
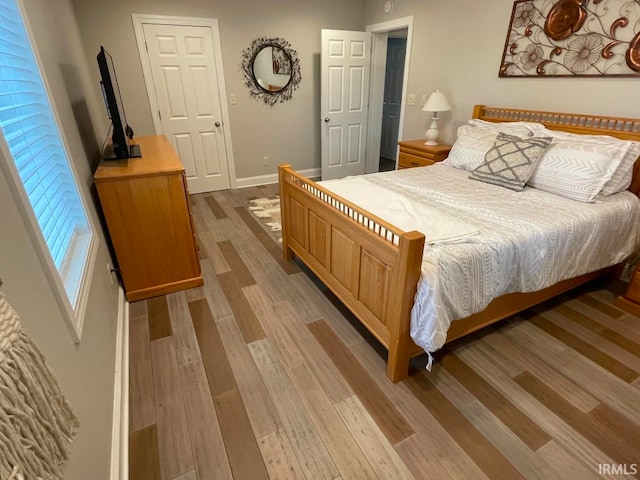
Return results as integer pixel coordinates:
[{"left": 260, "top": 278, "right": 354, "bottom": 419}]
[{"left": 407, "top": 94, "right": 416, "bottom": 106}]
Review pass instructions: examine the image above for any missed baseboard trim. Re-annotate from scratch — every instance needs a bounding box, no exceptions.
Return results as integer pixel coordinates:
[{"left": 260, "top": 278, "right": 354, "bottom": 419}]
[
  {"left": 110, "top": 287, "right": 129, "bottom": 480},
  {"left": 235, "top": 167, "right": 320, "bottom": 189}
]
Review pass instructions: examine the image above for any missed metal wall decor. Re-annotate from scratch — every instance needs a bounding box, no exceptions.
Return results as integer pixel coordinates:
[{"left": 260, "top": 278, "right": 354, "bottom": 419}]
[
  {"left": 499, "top": 0, "right": 640, "bottom": 77},
  {"left": 240, "top": 37, "right": 301, "bottom": 105}
]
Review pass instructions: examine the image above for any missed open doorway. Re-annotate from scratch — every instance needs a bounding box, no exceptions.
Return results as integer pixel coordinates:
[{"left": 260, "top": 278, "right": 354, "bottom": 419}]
[
  {"left": 379, "top": 30, "right": 407, "bottom": 172},
  {"left": 365, "top": 16, "right": 413, "bottom": 174}
]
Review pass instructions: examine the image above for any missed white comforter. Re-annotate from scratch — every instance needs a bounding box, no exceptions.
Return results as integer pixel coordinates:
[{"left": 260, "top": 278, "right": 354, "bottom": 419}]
[
  {"left": 318, "top": 176, "right": 480, "bottom": 245},
  {"left": 320, "top": 164, "right": 640, "bottom": 356}
]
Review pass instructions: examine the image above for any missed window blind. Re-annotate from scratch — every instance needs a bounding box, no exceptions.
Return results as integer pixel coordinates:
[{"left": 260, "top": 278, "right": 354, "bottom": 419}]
[{"left": 0, "top": 0, "right": 89, "bottom": 272}]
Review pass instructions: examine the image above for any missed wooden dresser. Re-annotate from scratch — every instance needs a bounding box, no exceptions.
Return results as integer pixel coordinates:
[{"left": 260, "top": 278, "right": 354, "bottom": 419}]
[
  {"left": 397, "top": 140, "right": 452, "bottom": 169},
  {"left": 94, "top": 135, "right": 203, "bottom": 301}
]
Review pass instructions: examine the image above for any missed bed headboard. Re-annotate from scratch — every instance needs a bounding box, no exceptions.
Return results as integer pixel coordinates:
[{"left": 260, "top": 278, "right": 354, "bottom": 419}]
[{"left": 472, "top": 105, "right": 640, "bottom": 196}]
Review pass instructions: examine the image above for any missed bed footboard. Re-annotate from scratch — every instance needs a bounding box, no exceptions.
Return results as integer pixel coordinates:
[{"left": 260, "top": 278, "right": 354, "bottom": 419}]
[{"left": 278, "top": 164, "right": 425, "bottom": 382}]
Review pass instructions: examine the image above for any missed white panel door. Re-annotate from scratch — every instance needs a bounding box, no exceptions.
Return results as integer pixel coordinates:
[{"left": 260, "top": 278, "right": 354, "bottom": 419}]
[
  {"left": 321, "top": 30, "right": 372, "bottom": 180},
  {"left": 380, "top": 37, "right": 406, "bottom": 161},
  {"left": 143, "top": 23, "right": 230, "bottom": 193}
]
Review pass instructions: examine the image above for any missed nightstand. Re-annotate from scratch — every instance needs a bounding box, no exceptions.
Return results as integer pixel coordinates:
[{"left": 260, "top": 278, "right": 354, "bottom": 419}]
[{"left": 397, "top": 140, "right": 452, "bottom": 169}]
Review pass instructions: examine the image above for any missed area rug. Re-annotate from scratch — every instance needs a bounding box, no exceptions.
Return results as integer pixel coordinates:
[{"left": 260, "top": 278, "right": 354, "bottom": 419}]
[{"left": 248, "top": 196, "right": 282, "bottom": 243}]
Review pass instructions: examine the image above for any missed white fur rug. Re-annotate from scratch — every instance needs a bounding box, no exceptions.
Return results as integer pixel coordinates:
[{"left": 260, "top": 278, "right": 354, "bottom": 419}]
[{"left": 248, "top": 196, "right": 282, "bottom": 243}]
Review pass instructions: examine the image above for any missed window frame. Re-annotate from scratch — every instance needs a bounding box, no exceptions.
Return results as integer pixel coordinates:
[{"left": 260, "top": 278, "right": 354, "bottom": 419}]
[{"left": 0, "top": 0, "right": 98, "bottom": 342}]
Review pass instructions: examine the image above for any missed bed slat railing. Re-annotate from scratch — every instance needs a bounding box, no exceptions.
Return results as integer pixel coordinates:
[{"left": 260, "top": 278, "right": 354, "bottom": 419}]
[
  {"left": 282, "top": 168, "right": 404, "bottom": 245},
  {"left": 473, "top": 105, "right": 640, "bottom": 139}
]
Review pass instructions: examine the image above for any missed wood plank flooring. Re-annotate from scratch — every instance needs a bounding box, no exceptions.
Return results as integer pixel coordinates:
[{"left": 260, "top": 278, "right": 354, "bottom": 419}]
[{"left": 129, "top": 185, "right": 640, "bottom": 480}]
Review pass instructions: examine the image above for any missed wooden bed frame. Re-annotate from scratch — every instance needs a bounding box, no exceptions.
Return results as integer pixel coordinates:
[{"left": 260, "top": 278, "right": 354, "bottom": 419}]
[{"left": 278, "top": 105, "right": 640, "bottom": 382}]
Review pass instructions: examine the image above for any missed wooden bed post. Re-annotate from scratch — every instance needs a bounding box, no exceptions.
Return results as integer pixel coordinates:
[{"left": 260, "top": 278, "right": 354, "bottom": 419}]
[
  {"left": 386, "top": 230, "right": 425, "bottom": 382},
  {"left": 278, "top": 164, "right": 294, "bottom": 261},
  {"left": 472, "top": 104, "right": 486, "bottom": 119}
]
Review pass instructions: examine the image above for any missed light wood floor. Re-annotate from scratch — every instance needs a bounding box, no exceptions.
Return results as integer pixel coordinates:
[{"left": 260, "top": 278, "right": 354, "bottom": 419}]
[{"left": 129, "top": 184, "right": 640, "bottom": 480}]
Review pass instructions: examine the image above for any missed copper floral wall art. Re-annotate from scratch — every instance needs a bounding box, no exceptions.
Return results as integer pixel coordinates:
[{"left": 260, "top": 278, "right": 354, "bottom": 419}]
[{"left": 499, "top": 0, "right": 640, "bottom": 76}]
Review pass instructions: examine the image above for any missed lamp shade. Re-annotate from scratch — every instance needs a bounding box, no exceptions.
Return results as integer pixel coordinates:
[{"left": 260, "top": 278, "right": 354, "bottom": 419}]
[{"left": 422, "top": 90, "right": 451, "bottom": 112}]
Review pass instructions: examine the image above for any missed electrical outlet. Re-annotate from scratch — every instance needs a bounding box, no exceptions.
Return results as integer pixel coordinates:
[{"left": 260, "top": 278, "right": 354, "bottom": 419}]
[
  {"left": 262, "top": 156, "right": 269, "bottom": 166},
  {"left": 421, "top": 94, "right": 427, "bottom": 106},
  {"left": 407, "top": 94, "right": 416, "bottom": 106},
  {"left": 229, "top": 93, "right": 237, "bottom": 105}
]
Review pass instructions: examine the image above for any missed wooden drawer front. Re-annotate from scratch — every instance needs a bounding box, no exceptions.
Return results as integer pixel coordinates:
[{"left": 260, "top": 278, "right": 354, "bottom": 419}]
[
  {"left": 431, "top": 150, "right": 449, "bottom": 162},
  {"left": 398, "top": 152, "right": 434, "bottom": 169}
]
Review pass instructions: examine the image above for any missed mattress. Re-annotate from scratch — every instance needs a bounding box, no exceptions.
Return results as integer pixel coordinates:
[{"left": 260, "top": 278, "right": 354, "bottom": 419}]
[{"left": 319, "top": 164, "right": 640, "bottom": 357}]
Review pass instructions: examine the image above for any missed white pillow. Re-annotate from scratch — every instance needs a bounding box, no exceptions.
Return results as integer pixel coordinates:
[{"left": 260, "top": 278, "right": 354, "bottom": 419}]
[
  {"left": 468, "top": 119, "right": 545, "bottom": 136},
  {"left": 527, "top": 137, "right": 629, "bottom": 202},
  {"left": 534, "top": 127, "right": 640, "bottom": 196},
  {"left": 443, "top": 125, "right": 502, "bottom": 171},
  {"left": 601, "top": 145, "right": 640, "bottom": 195},
  {"left": 443, "top": 121, "right": 542, "bottom": 172}
]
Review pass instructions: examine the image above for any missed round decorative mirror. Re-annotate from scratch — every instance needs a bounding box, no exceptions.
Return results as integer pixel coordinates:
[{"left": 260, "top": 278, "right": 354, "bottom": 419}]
[{"left": 241, "top": 37, "right": 301, "bottom": 106}]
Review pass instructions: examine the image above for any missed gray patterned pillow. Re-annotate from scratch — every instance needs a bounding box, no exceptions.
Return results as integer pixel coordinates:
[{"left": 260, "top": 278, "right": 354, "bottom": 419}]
[{"left": 469, "top": 132, "right": 552, "bottom": 191}]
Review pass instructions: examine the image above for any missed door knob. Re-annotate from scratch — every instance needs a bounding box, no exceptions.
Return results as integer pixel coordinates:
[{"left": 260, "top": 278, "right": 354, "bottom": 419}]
[
  {"left": 215, "top": 121, "right": 221, "bottom": 127},
  {"left": 323, "top": 117, "right": 330, "bottom": 123}
]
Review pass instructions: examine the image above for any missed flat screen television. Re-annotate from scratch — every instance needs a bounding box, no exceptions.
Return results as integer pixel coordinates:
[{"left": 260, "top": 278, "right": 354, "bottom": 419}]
[{"left": 97, "top": 46, "right": 141, "bottom": 160}]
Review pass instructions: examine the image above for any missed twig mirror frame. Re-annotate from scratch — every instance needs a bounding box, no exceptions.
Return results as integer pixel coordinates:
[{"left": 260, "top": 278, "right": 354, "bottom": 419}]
[{"left": 240, "top": 37, "right": 302, "bottom": 106}]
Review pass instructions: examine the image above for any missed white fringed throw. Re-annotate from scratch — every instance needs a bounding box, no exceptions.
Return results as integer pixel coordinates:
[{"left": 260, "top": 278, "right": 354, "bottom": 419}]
[{"left": 0, "top": 292, "right": 79, "bottom": 479}]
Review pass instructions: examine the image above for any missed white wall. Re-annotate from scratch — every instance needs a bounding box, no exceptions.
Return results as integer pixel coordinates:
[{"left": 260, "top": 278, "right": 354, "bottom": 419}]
[
  {"left": 363, "top": 0, "right": 640, "bottom": 145},
  {"left": 0, "top": 0, "right": 121, "bottom": 478},
  {"left": 71, "top": 0, "right": 365, "bottom": 179}
]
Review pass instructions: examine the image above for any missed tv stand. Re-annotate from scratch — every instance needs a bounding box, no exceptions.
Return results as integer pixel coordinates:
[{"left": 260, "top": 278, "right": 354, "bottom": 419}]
[
  {"left": 129, "top": 143, "right": 142, "bottom": 158},
  {"left": 94, "top": 135, "right": 203, "bottom": 301}
]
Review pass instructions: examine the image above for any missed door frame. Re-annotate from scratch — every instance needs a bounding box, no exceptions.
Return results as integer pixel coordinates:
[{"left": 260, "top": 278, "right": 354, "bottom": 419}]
[
  {"left": 365, "top": 16, "right": 413, "bottom": 173},
  {"left": 131, "top": 14, "right": 237, "bottom": 188}
]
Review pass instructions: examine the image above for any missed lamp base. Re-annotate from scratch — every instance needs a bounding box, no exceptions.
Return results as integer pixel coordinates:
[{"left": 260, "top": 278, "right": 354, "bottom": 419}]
[{"left": 424, "top": 116, "right": 440, "bottom": 146}]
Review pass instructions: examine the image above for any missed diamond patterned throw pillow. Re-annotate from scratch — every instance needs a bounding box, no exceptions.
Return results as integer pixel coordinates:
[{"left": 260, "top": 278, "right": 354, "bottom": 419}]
[{"left": 469, "top": 132, "right": 552, "bottom": 191}]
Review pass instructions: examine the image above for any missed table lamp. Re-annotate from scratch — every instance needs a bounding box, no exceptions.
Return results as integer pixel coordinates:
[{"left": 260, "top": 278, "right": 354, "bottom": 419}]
[{"left": 422, "top": 90, "right": 451, "bottom": 145}]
